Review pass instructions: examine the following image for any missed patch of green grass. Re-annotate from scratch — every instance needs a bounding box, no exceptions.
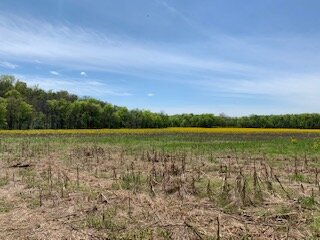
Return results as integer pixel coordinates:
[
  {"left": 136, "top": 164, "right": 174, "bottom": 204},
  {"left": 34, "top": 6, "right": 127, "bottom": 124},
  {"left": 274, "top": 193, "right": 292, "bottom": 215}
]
[
  {"left": 289, "top": 173, "right": 307, "bottom": 182},
  {"left": 0, "top": 176, "right": 8, "bottom": 187},
  {"left": 194, "top": 177, "right": 223, "bottom": 199},
  {"left": 86, "top": 207, "right": 125, "bottom": 231},
  {"left": 112, "top": 172, "right": 147, "bottom": 192},
  {"left": 3, "top": 133, "right": 320, "bottom": 156},
  {"left": 67, "top": 182, "right": 99, "bottom": 200},
  {"left": 27, "top": 197, "right": 41, "bottom": 209},
  {"left": 0, "top": 198, "right": 11, "bottom": 213},
  {"left": 299, "top": 196, "right": 317, "bottom": 209},
  {"left": 19, "top": 168, "right": 41, "bottom": 189},
  {"left": 310, "top": 215, "right": 320, "bottom": 237}
]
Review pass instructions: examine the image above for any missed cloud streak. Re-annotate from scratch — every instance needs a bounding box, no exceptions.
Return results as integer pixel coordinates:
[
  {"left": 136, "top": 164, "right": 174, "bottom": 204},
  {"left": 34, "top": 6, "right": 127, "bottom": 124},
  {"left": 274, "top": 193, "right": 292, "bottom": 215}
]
[
  {"left": 15, "top": 74, "right": 132, "bottom": 98},
  {"left": 0, "top": 61, "right": 18, "bottom": 69},
  {"left": 50, "top": 71, "right": 59, "bottom": 75}
]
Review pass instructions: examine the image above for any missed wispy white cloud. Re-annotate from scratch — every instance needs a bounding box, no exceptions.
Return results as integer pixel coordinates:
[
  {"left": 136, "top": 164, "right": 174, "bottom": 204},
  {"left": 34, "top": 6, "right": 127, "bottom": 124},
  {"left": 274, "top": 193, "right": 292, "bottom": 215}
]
[
  {"left": 155, "top": 0, "right": 191, "bottom": 24},
  {"left": 15, "top": 74, "right": 132, "bottom": 98},
  {"left": 0, "top": 61, "right": 18, "bottom": 69},
  {"left": 192, "top": 72, "right": 320, "bottom": 112},
  {"left": 147, "top": 93, "right": 155, "bottom": 97},
  {"left": 0, "top": 13, "right": 256, "bottom": 76},
  {"left": 80, "top": 71, "right": 87, "bottom": 77},
  {"left": 154, "top": 0, "right": 214, "bottom": 39},
  {"left": 196, "top": 73, "right": 320, "bottom": 97},
  {"left": 49, "top": 71, "right": 59, "bottom": 75}
]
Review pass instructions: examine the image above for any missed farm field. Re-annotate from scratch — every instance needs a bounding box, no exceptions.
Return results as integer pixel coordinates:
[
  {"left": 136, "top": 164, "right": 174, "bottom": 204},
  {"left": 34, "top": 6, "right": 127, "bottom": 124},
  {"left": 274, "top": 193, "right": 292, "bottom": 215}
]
[{"left": 0, "top": 128, "right": 320, "bottom": 239}]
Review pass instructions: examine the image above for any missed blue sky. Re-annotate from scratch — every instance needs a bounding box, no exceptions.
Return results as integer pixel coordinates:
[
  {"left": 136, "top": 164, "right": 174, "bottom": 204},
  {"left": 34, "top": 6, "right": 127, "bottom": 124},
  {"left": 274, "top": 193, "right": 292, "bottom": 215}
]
[{"left": 0, "top": 0, "right": 320, "bottom": 116}]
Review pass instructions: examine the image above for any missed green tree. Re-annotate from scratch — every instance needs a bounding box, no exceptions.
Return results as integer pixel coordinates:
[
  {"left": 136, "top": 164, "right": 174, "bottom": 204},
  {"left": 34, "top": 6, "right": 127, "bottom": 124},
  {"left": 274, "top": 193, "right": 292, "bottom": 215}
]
[
  {"left": 101, "top": 104, "right": 116, "bottom": 128},
  {"left": 0, "top": 98, "right": 7, "bottom": 128},
  {"left": 5, "top": 90, "right": 33, "bottom": 129},
  {"left": 79, "top": 99, "right": 103, "bottom": 128},
  {"left": 0, "top": 75, "right": 14, "bottom": 97},
  {"left": 47, "top": 99, "right": 70, "bottom": 129}
]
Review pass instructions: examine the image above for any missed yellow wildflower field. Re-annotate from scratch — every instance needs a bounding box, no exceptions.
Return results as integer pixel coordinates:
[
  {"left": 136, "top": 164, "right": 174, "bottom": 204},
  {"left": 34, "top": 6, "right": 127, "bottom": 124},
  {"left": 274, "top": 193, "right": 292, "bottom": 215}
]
[{"left": 0, "top": 127, "right": 320, "bottom": 135}]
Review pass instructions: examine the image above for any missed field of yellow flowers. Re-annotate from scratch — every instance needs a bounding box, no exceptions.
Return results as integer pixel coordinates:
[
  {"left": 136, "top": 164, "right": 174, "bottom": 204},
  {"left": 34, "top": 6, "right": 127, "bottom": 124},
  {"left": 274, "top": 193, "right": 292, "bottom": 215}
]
[{"left": 1, "top": 127, "right": 320, "bottom": 135}]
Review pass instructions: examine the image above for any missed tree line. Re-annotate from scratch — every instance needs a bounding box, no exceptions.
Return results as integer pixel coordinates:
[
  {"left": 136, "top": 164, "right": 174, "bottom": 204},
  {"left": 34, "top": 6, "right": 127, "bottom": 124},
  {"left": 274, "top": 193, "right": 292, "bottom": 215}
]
[{"left": 0, "top": 75, "right": 320, "bottom": 130}]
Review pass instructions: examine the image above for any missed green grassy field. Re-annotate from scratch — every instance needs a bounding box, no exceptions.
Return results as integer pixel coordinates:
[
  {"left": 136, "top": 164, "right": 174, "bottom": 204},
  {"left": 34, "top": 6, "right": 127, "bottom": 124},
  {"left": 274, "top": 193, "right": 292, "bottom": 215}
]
[{"left": 3, "top": 131, "right": 320, "bottom": 155}]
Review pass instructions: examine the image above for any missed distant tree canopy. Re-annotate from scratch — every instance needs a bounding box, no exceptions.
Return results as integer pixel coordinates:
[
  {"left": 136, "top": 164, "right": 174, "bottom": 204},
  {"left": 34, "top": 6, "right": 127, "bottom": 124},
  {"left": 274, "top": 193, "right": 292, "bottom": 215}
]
[{"left": 0, "top": 75, "right": 320, "bottom": 129}]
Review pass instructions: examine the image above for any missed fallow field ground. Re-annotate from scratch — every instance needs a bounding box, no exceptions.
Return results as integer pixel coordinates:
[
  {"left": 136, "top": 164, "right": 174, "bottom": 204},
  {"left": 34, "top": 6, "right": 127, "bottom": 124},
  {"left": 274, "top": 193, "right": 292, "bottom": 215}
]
[{"left": 0, "top": 128, "right": 320, "bottom": 239}]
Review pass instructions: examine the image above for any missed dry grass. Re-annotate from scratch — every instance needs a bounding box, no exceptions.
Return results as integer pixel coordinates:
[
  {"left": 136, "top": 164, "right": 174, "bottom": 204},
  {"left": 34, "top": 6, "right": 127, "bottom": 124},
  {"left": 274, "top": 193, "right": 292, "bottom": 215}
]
[{"left": 0, "top": 134, "right": 319, "bottom": 239}]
